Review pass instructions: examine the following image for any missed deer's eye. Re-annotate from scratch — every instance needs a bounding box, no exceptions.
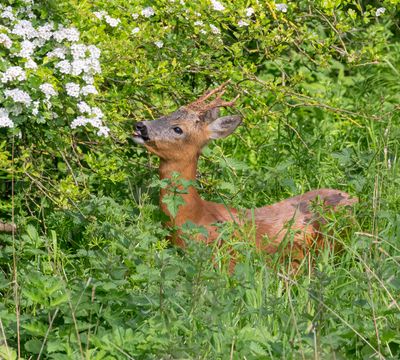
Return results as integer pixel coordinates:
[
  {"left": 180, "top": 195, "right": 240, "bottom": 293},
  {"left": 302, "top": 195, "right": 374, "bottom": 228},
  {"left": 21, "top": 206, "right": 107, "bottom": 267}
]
[{"left": 173, "top": 127, "right": 183, "bottom": 135}]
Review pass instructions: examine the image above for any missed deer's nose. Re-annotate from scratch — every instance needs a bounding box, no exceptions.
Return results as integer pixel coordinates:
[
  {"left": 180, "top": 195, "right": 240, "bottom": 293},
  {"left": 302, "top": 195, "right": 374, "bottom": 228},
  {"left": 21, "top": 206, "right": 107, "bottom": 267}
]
[{"left": 135, "top": 122, "right": 148, "bottom": 136}]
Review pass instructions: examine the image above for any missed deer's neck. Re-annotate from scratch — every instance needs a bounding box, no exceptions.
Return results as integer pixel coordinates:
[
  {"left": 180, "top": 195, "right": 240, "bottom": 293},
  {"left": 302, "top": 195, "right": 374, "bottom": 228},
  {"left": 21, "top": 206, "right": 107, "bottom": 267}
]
[{"left": 159, "top": 156, "right": 203, "bottom": 225}]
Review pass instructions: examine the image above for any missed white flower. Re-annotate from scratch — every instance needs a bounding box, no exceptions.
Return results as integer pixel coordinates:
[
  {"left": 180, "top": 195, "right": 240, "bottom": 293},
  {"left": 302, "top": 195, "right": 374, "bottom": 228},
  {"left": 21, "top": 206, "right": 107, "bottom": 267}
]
[
  {"left": 37, "top": 23, "right": 54, "bottom": 40},
  {"left": 18, "top": 40, "right": 35, "bottom": 58},
  {"left": 154, "top": 40, "right": 164, "bottom": 48},
  {"left": 25, "top": 58, "right": 37, "bottom": 69},
  {"left": 12, "top": 20, "right": 37, "bottom": 38},
  {"left": 245, "top": 7, "right": 255, "bottom": 17},
  {"left": 91, "top": 107, "right": 103, "bottom": 118},
  {"left": 93, "top": 11, "right": 107, "bottom": 20},
  {"left": 71, "top": 44, "right": 87, "bottom": 59},
  {"left": 97, "top": 126, "right": 110, "bottom": 137},
  {"left": 131, "top": 27, "right": 140, "bottom": 35},
  {"left": 376, "top": 7, "right": 386, "bottom": 17},
  {"left": 77, "top": 101, "right": 91, "bottom": 114},
  {"left": 132, "top": 13, "right": 139, "bottom": 20},
  {"left": 141, "top": 7, "right": 155, "bottom": 17},
  {"left": 55, "top": 60, "right": 72, "bottom": 74},
  {"left": 105, "top": 15, "right": 120, "bottom": 27},
  {"left": 210, "top": 24, "right": 220, "bottom": 34},
  {"left": 0, "top": 33, "right": 12, "bottom": 49},
  {"left": 194, "top": 20, "right": 204, "bottom": 26},
  {"left": 199, "top": 29, "right": 207, "bottom": 35},
  {"left": 53, "top": 26, "right": 80, "bottom": 42},
  {"left": 1, "top": 7, "right": 15, "bottom": 21},
  {"left": 238, "top": 20, "right": 249, "bottom": 27},
  {"left": 47, "top": 47, "right": 67, "bottom": 59},
  {"left": 2, "top": 66, "right": 26, "bottom": 83},
  {"left": 81, "top": 85, "right": 98, "bottom": 96},
  {"left": 276, "top": 3, "right": 288, "bottom": 13},
  {"left": 83, "top": 74, "right": 94, "bottom": 84},
  {"left": 32, "top": 101, "right": 39, "bottom": 115},
  {"left": 39, "top": 83, "right": 57, "bottom": 99},
  {"left": 0, "top": 108, "right": 14, "bottom": 128},
  {"left": 5, "top": 89, "right": 32, "bottom": 106},
  {"left": 65, "top": 82, "right": 80, "bottom": 97},
  {"left": 211, "top": 0, "right": 225, "bottom": 11}
]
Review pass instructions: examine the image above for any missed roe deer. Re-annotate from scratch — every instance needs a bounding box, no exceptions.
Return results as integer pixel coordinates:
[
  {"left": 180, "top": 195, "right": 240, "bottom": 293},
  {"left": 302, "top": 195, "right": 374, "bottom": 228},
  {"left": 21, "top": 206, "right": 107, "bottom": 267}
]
[{"left": 133, "top": 82, "right": 357, "bottom": 267}]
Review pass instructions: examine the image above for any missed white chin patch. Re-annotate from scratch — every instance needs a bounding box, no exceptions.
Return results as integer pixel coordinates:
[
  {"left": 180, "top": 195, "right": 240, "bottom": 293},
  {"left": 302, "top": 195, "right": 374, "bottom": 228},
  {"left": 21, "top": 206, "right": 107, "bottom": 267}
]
[{"left": 133, "top": 136, "right": 145, "bottom": 145}]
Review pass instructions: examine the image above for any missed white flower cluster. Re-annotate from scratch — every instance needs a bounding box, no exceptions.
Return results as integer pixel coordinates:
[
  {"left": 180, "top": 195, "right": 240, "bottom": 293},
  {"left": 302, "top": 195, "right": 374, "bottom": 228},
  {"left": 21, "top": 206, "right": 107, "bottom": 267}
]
[
  {"left": 0, "top": 2, "right": 108, "bottom": 137},
  {"left": 376, "top": 7, "right": 386, "bottom": 17},
  {"left": 0, "top": 108, "right": 14, "bottom": 128},
  {"left": 276, "top": 3, "right": 288, "bottom": 13},
  {"left": 1, "top": 66, "right": 26, "bottom": 83},
  {"left": 93, "top": 10, "right": 121, "bottom": 27},
  {"left": 71, "top": 101, "right": 109, "bottom": 137},
  {"left": 245, "top": 7, "right": 255, "bottom": 17},
  {"left": 211, "top": 0, "right": 225, "bottom": 11},
  {"left": 39, "top": 83, "right": 57, "bottom": 99},
  {"left": 0, "top": 33, "right": 12, "bottom": 48},
  {"left": 238, "top": 20, "right": 249, "bottom": 27},
  {"left": 5, "top": 89, "right": 32, "bottom": 106},
  {"left": 141, "top": 7, "right": 155, "bottom": 18},
  {"left": 210, "top": 24, "right": 220, "bottom": 35}
]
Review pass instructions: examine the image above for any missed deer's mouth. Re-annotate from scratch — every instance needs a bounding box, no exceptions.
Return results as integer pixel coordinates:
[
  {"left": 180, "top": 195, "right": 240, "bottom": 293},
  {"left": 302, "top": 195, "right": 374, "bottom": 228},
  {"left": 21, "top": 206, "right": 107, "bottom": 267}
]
[{"left": 133, "top": 131, "right": 150, "bottom": 144}]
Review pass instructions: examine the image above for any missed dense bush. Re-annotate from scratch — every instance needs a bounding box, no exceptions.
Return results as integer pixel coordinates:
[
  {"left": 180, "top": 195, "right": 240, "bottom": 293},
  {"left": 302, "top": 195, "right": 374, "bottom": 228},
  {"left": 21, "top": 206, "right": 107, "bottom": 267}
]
[{"left": 1, "top": 0, "right": 399, "bottom": 358}]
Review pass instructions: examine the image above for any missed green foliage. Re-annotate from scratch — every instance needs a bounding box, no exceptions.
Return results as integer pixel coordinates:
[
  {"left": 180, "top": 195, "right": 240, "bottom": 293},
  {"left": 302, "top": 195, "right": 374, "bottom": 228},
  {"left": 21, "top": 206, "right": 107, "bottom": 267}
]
[{"left": 1, "top": 0, "right": 400, "bottom": 359}]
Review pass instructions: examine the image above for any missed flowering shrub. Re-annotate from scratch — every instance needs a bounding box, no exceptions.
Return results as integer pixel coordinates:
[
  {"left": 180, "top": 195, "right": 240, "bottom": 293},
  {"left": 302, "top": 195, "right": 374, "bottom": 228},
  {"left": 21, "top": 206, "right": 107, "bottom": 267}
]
[{"left": 0, "top": 0, "right": 109, "bottom": 136}]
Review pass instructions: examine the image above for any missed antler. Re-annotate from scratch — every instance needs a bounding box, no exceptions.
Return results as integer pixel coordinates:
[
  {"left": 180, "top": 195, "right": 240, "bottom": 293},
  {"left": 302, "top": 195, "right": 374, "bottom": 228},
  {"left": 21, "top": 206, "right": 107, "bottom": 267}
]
[{"left": 185, "top": 80, "right": 239, "bottom": 114}]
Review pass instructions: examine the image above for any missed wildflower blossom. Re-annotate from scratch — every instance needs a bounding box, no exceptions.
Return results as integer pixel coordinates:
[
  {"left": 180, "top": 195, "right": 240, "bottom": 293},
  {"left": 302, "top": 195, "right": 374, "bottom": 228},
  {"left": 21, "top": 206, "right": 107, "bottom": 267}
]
[
  {"left": 238, "top": 20, "right": 249, "bottom": 27},
  {"left": 39, "top": 83, "right": 57, "bottom": 99},
  {"left": 132, "top": 13, "right": 139, "bottom": 20},
  {"left": 18, "top": 40, "right": 35, "bottom": 58},
  {"left": 104, "top": 15, "right": 120, "bottom": 27},
  {"left": 55, "top": 60, "right": 72, "bottom": 74},
  {"left": 81, "top": 85, "right": 98, "bottom": 96},
  {"left": 53, "top": 26, "right": 80, "bottom": 42},
  {"left": 65, "top": 82, "right": 80, "bottom": 97},
  {"left": 154, "top": 40, "right": 164, "bottom": 48},
  {"left": 0, "top": 108, "right": 14, "bottom": 128},
  {"left": 376, "top": 7, "right": 386, "bottom": 17},
  {"left": 0, "top": 33, "right": 12, "bottom": 49},
  {"left": 210, "top": 24, "right": 220, "bottom": 34},
  {"left": 12, "top": 20, "right": 37, "bottom": 38},
  {"left": 97, "top": 126, "right": 110, "bottom": 137},
  {"left": 131, "top": 27, "right": 140, "bottom": 35},
  {"left": 71, "top": 44, "right": 87, "bottom": 59},
  {"left": 25, "top": 58, "right": 37, "bottom": 69},
  {"left": 276, "top": 3, "right": 288, "bottom": 13},
  {"left": 37, "top": 23, "right": 54, "bottom": 40},
  {"left": 32, "top": 101, "right": 39, "bottom": 115},
  {"left": 47, "top": 47, "right": 67, "bottom": 59},
  {"left": 77, "top": 101, "right": 91, "bottom": 114},
  {"left": 194, "top": 20, "right": 204, "bottom": 26},
  {"left": 5, "top": 89, "right": 32, "bottom": 106},
  {"left": 245, "top": 7, "right": 255, "bottom": 17},
  {"left": 1, "top": 7, "right": 15, "bottom": 21},
  {"left": 211, "top": 0, "right": 225, "bottom": 11},
  {"left": 142, "top": 7, "right": 155, "bottom": 17},
  {"left": 200, "top": 29, "right": 207, "bottom": 35},
  {"left": 93, "top": 11, "right": 107, "bottom": 20},
  {"left": 2, "top": 66, "right": 26, "bottom": 83}
]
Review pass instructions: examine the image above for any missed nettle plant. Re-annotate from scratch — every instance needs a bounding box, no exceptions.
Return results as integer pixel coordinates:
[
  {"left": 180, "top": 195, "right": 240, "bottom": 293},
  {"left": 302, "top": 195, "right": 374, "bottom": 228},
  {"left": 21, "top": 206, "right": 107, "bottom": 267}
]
[{"left": 0, "top": 0, "right": 109, "bottom": 137}]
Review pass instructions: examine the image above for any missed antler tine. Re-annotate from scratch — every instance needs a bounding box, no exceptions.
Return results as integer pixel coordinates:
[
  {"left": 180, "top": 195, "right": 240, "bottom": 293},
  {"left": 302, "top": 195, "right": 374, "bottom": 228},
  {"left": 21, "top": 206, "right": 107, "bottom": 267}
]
[
  {"left": 187, "top": 80, "right": 231, "bottom": 108},
  {"left": 202, "top": 93, "right": 240, "bottom": 112},
  {"left": 186, "top": 80, "right": 239, "bottom": 113}
]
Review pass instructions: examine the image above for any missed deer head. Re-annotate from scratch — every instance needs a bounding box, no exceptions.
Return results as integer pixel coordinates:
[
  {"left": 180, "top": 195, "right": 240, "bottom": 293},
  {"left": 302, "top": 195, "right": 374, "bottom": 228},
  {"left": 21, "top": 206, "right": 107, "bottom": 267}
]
[{"left": 133, "top": 82, "right": 241, "bottom": 160}]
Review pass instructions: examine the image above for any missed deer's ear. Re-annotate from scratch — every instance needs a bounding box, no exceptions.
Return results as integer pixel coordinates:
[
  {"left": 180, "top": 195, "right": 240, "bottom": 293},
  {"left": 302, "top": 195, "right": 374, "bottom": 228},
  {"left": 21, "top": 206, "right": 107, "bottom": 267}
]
[{"left": 207, "top": 115, "right": 242, "bottom": 139}]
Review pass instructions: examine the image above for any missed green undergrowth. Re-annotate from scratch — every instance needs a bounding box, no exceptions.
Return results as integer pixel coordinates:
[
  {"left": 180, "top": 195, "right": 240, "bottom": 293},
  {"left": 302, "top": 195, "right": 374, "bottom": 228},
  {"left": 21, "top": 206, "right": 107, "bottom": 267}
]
[{"left": 1, "top": 0, "right": 400, "bottom": 358}]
